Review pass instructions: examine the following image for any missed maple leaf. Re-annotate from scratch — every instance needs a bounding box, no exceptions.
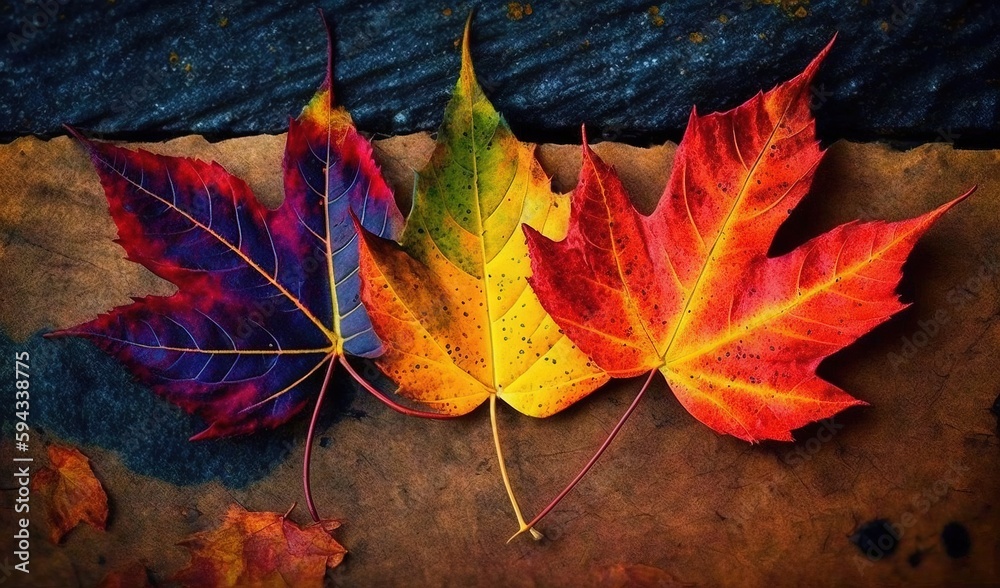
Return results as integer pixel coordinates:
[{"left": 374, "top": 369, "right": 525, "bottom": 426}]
[
  {"left": 520, "top": 41, "right": 973, "bottom": 533},
  {"left": 174, "top": 504, "right": 345, "bottom": 588},
  {"left": 356, "top": 18, "right": 608, "bottom": 537},
  {"left": 48, "top": 13, "right": 451, "bottom": 521},
  {"left": 32, "top": 444, "right": 109, "bottom": 543}
]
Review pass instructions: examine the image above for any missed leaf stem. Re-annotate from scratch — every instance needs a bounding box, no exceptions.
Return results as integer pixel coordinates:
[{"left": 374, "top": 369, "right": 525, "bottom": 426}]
[
  {"left": 304, "top": 355, "right": 338, "bottom": 522},
  {"left": 490, "top": 394, "right": 544, "bottom": 541},
  {"left": 508, "top": 368, "right": 659, "bottom": 543},
  {"left": 338, "top": 355, "right": 457, "bottom": 420}
]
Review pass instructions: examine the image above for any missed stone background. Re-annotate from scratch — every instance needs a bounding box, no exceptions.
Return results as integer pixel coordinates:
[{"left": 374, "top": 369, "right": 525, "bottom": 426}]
[{"left": 1, "top": 0, "right": 998, "bottom": 145}]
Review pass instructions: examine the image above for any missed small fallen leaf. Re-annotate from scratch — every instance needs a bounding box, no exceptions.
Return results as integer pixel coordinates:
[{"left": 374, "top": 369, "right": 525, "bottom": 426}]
[
  {"left": 32, "top": 444, "right": 109, "bottom": 544},
  {"left": 174, "top": 504, "right": 346, "bottom": 588}
]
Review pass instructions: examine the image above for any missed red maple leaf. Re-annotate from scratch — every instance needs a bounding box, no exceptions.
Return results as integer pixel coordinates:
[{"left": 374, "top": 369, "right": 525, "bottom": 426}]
[{"left": 519, "top": 40, "right": 973, "bottom": 534}]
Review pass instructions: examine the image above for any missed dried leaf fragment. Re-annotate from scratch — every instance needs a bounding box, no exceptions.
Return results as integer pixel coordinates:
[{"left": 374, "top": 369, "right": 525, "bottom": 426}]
[
  {"left": 32, "top": 444, "right": 109, "bottom": 544},
  {"left": 174, "top": 504, "right": 346, "bottom": 588}
]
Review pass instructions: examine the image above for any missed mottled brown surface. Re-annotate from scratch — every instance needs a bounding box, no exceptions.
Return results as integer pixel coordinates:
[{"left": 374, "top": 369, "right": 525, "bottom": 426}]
[{"left": 0, "top": 134, "right": 998, "bottom": 587}]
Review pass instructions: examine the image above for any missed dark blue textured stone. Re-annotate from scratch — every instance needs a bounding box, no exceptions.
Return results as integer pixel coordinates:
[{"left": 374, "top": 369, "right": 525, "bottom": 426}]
[{"left": 1, "top": 1, "right": 998, "bottom": 144}]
